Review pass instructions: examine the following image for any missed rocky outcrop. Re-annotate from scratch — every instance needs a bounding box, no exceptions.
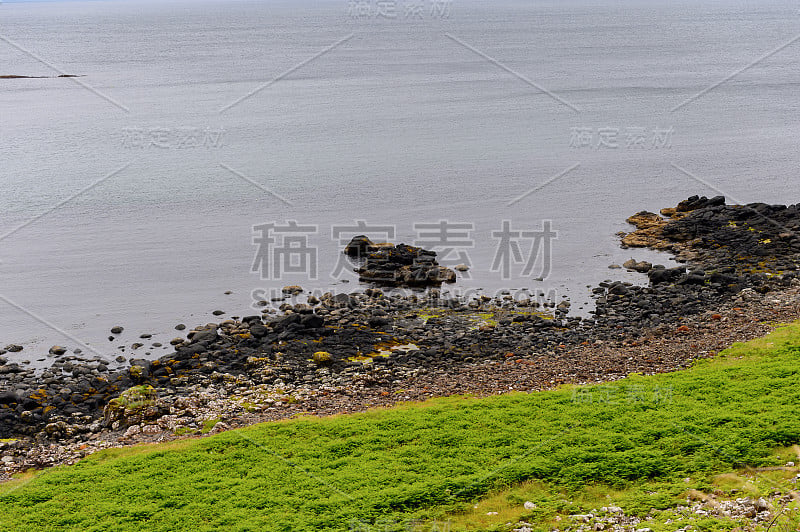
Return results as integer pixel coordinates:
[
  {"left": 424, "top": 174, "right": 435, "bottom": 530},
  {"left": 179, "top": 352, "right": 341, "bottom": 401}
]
[
  {"left": 0, "top": 74, "right": 81, "bottom": 79},
  {"left": 624, "top": 196, "right": 800, "bottom": 277},
  {"left": 103, "top": 385, "right": 160, "bottom": 428},
  {"left": 344, "top": 237, "right": 458, "bottom": 287},
  {"left": 620, "top": 211, "right": 669, "bottom": 249}
]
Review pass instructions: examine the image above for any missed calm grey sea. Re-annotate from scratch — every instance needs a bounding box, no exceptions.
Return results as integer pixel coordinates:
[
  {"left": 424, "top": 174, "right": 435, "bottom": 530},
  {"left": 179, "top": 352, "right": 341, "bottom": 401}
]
[{"left": 1, "top": 0, "right": 799, "bottom": 364}]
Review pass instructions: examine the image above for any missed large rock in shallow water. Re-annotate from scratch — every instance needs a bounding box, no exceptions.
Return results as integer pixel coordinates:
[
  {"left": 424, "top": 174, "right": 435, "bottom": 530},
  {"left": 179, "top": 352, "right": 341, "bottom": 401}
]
[{"left": 354, "top": 242, "right": 457, "bottom": 287}]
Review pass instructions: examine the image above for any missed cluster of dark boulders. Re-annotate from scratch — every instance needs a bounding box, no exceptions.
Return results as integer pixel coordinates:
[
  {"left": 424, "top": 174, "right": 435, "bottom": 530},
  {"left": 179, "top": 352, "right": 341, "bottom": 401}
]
[
  {"left": 345, "top": 236, "right": 457, "bottom": 287},
  {"left": 674, "top": 194, "right": 726, "bottom": 212},
  {"left": 625, "top": 195, "right": 800, "bottom": 276},
  {"left": 0, "top": 354, "right": 138, "bottom": 439}
]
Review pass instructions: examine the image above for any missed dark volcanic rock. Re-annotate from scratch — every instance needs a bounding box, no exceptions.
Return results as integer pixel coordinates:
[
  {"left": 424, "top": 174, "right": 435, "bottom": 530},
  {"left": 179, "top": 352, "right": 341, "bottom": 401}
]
[
  {"left": 676, "top": 194, "right": 726, "bottom": 212},
  {"left": 648, "top": 266, "right": 686, "bottom": 284},
  {"left": 344, "top": 235, "right": 378, "bottom": 257},
  {"left": 354, "top": 242, "right": 456, "bottom": 288},
  {"left": 190, "top": 326, "right": 219, "bottom": 344}
]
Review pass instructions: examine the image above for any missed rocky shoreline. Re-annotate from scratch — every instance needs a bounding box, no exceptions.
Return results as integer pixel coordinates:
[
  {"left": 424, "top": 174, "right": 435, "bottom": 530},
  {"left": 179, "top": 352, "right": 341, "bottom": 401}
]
[{"left": 2, "top": 196, "right": 800, "bottom": 485}]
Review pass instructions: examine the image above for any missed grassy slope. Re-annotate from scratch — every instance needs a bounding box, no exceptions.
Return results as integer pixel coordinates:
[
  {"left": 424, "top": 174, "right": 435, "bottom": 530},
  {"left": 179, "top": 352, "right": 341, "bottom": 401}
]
[{"left": 1, "top": 323, "right": 799, "bottom": 531}]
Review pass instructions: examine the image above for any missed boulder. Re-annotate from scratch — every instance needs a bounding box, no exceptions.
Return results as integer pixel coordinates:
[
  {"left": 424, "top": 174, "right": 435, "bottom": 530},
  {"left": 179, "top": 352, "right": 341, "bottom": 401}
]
[
  {"left": 281, "top": 285, "right": 303, "bottom": 295},
  {"left": 312, "top": 351, "right": 332, "bottom": 365},
  {"left": 355, "top": 242, "right": 456, "bottom": 287},
  {"left": 189, "top": 325, "right": 219, "bottom": 345},
  {"left": 647, "top": 266, "right": 686, "bottom": 284},
  {"left": 103, "top": 385, "right": 159, "bottom": 427},
  {"left": 0, "top": 391, "right": 20, "bottom": 405},
  {"left": 249, "top": 322, "right": 269, "bottom": 338},
  {"left": 299, "top": 313, "right": 325, "bottom": 329},
  {"left": 344, "top": 235, "right": 377, "bottom": 257},
  {"left": 622, "top": 259, "right": 652, "bottom": 273}
]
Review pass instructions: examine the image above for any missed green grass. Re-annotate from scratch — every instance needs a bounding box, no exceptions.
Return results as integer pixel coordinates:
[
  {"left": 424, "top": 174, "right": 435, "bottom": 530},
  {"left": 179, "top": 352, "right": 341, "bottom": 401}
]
[{"left": 2, "top": 322, "right": 800, "bottom": 531}]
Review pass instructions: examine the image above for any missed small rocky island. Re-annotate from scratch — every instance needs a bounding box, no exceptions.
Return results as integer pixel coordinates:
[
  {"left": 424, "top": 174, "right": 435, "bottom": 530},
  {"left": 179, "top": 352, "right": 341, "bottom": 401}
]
[
  {"left": 345, "top": 235, "right": 457, "bottom": 287},
  {"left": 0, "top": 74, "right": 81, "bottom": 79},
  {"left": 2, "top": 195, "right": 800, "bottom": 478}
]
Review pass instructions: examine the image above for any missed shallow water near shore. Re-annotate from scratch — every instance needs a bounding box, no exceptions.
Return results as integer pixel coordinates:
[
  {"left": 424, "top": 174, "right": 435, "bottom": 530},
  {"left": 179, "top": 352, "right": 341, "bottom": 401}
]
[{"left": 1, "top": 0, "right": 798, "bottom": 364}]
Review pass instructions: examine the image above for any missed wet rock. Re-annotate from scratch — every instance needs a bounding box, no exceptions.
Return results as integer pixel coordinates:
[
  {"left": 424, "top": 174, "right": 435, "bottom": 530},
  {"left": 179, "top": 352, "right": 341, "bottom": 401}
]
[
  {"left": 282, "top": 285, "right": 303, "bottom": 295},
  {"left": 368, "top": 316, "right": 390, "bottom": 328},
  {"left": 0, "top": 391, "right": 20, "bottom": 405},
  {"left": 621, "top": 211, "right": 669, "bottom": 249},
  {"left": 300, "top": 314, "right": 325, "bottom": 329},
  {"left": 356, "top": 243, "right": 456, "bottom": 288},
  {"left": 676, "top": 194, "right": 725, "bottom": 212},
  {"left": 344, "top": 235, "right": 378, "bottom": 257},
  {"left": 249, "top": 322, "right": 269, "bottom": 338},
  {"left": 622, "top": 259, "right": 652, "bottom": 273},
  {"left": 648, "top": 266, "right": 686, "bottom": 284},
  {"left": 189, "top": 326, "right": 219, "bottom": 344}
]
